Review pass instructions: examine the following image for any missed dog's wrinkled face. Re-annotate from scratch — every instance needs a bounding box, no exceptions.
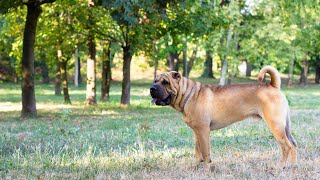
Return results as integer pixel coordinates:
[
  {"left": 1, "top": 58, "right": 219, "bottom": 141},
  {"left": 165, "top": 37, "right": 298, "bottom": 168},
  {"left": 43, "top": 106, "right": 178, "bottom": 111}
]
[{"left": 150, "top": 71, "right": 181, "bottom": 106}]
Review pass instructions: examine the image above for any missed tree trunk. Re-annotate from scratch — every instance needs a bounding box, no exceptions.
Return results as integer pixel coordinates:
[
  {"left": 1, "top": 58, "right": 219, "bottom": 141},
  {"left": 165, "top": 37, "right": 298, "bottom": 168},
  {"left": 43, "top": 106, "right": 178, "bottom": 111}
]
[
  {"left": 153, "top": 41, "right": 159, "bottom": 79},
  {"left": 245, "top": 60, "right": 253, "bottom": 77},
  {"left": 167, "top": 37, "right": 179, "bottom": 71},
  {"left": 219, "top": 25, "right": 233, "bottom": 86},
  {"left": 86, "top": 35, "right": 97, "bottom": 105},
  {"left": 58, "top": 49, "right": 71, "bottom": 104},
  {"left": 201, "top": 50, "right": 214, "bottom": 78},
  {"left": 315, "top": 57, "right": 320, "bottom": 84},
  {"left": 40, "top": 53, "right": 50, "bottom": 84},
  {"left": 21, "top": 4, "right": 42, "bottom": 118},
  {"left": 55, "top": 62, "right": 62, "bottom": 95},
  {"left": 287, "top": 58, "right": 294, "bottom": 87},
  {"left": 74, "top": 47, "right": 79, "bottom": 87},
  {"left": 219, "top": 57, "right": 228, "bottom": 85},
  {"left": 174, "top": 52, "right": 180, "bottom": 72},
  {"left": 168, "top": 52, "right": 179, "bottom": 71},
  {"left": 187, "top": 48, "right": 197, "bottom": 77},
  {"left": 86, "top": 0, "right": 96, "bottom": 105},
  {"left": 78, "top": 54, "right": 82, "bottom": 85},
  {"left": 182, "top": 38, "right": 188, "bottom": 77},
  {"left": 101, "top": 43, "right": 112, "bottom": 101},
  {"left": 299, "top": 58, "right": 309, "bottom": 86},
  {"left": 120, "top": 45, "right": 132, "bottom": 108}
]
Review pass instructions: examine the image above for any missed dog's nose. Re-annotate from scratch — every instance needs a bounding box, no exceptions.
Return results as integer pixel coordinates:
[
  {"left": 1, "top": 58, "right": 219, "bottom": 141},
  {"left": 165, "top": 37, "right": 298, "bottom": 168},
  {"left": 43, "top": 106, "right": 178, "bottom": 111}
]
[{"left": 150, "top": 86, "right": 156, "bottom": 93}]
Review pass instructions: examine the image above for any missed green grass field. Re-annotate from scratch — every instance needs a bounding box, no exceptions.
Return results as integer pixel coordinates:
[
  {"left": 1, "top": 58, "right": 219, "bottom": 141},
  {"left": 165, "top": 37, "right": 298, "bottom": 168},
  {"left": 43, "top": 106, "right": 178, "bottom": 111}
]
[{"left": 0, "top": 78, "right": 319, "bottom": 179}]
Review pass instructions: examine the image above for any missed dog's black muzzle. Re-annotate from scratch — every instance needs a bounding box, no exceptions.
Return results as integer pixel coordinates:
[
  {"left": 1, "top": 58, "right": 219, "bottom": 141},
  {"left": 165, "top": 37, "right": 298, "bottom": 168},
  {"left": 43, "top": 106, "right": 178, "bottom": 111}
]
[{"left": 150, "top": 84, "right": 171, "bottom": 106}]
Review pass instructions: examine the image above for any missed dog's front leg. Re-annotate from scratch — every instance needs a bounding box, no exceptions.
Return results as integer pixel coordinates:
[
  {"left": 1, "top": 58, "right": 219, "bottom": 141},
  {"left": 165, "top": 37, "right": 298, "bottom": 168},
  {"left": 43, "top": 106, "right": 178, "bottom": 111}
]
[
  {"left": 193, "top": 126, "right": 211, "bottom": 172},
  {"left": 193, "top": 130, "right": 203, "bottom": 169}
]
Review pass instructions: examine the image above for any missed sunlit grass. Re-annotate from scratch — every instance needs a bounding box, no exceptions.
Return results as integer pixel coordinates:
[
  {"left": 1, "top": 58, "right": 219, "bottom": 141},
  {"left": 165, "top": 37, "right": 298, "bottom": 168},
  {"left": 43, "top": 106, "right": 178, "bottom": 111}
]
[{"left": 0, "top": 78, "right": 319, "bottom": 178}]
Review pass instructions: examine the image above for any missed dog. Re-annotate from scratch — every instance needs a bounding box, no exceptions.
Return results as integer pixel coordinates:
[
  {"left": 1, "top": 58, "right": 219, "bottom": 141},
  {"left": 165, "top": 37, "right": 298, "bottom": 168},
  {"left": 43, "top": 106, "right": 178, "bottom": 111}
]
[{"left": 150, "top": 66, "right": 297, "bottom": 171}]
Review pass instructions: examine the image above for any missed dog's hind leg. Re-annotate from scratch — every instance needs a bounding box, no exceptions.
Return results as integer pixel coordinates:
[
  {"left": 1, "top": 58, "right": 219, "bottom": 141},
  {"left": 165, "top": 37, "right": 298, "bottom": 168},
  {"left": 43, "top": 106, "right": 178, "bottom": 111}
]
[
  {"left": 285, "top": 110, "right": 297, "bottom": 165},
  {"left": 262, "top": 109, "right": 294, "bottom": 168}
]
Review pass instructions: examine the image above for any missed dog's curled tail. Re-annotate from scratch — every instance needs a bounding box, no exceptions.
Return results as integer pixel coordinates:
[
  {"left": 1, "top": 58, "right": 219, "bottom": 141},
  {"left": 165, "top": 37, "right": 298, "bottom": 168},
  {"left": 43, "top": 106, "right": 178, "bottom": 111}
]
[{"left": 258, "top": 65, "right": 281, "bottom": 89}]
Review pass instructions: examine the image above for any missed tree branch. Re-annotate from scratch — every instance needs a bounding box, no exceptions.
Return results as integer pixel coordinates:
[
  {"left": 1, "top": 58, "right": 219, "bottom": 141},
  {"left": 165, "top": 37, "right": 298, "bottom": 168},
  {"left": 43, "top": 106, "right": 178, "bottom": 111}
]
[{"left": 40, "top": 0, "right": 56, "bottom": 5}]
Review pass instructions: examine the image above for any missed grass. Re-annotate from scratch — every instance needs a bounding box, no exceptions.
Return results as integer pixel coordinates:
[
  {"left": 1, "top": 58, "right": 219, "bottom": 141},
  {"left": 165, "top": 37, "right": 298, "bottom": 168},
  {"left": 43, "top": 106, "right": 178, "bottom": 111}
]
[{"left": 0, "top": 77, "right": 320, "bottom": 179}]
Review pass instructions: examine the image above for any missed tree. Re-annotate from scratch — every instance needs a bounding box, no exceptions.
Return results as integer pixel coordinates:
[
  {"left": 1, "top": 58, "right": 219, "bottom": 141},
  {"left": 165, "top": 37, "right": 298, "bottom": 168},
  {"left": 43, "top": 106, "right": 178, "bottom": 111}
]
[
  {"left": 0, "top": 0, "right": 56, "bottom": 118},
  {"left": 100, "top": 0, "right": 166, "bottom": 107},
  {"left": 201, "top": 50, "right": 214, "bottom": 78},
  {"left": 86, "top": 0, "right": 97, "bottom": 105},
  {"left": 36, "top": 0, "right": 84, "bottom": 103},
  {"left": 57, "top": 48, "right": 71, "bottom": 104},
  {"left": 101, "top": 41, "right": 112, "bottom": 101},
  {"left": 74, "top": 47, "right": 80, "bottom": 87}
]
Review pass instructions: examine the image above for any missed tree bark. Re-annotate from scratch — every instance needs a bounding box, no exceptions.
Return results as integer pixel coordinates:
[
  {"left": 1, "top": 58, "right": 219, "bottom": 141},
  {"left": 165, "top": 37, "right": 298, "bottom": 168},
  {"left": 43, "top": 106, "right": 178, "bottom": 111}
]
[
  {"left": 299, "top": 58, "right": 309, "bottom": 86},
  {"left": 168, "top": 52, "right": 179, "bottom": 71},
  {"left": 245, "top": 60, "right": 253, "bottom": 77},
  {"left": 86, "top": 0, "right": 96, "bottom": 105},
  {"left": 166, "top": 38, "right": 179, "bottom": 71},
  {"left": 86, "top": 35, "right": 97, "bottom": 105},
  {"left": 39, "top": 53, "right": 50, "bottom": 84},
  {"left": 315, "top": 56, "right": 320, "bottom": 84},
  {"left": 58, "top": 49, "right": 71, "bottom": 104},
  {"left": 74, "top": 47, "right": 79, "bottom": 87},
  {"left": 21, "top": 4, "right": 42, "bottom": 118},
  {"left": 153, "top": 41, "right": 159, "bottom": 79},
  {"left": 120, "top": 45, "right": 132, "bottom": 108},
  {"left": 219, "top": 25, "right": 233, "bottom": 86},
  {"left": 287, "top": 58, "right": 294, "bottom": 87},
  {"left": 201, "top": 50, "right": 214, "bottom": 78},
  {"left": 55, "top": 62, "right": 62, "bottom": 95},
  {"left": 78, "top": 54, "right": 82, "bottom": 85},
  {"left": 187, "top": 48, "right": 197, "bottom": 77},
  {"left": 182, "top": 38, "right": 188, "bottom": 77},
  {"left": 219, "top": 57, "right": 228, "bottom": 85},
  {"left": 101, "top": 42, "right": 112, "bottom": 101}
]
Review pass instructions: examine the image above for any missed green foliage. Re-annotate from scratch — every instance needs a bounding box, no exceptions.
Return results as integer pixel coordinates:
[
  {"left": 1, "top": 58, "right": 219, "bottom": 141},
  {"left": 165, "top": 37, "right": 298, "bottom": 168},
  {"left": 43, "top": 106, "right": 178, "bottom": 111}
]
[{"left": 0, "top": 0, "right": 24, "bottom": 14}]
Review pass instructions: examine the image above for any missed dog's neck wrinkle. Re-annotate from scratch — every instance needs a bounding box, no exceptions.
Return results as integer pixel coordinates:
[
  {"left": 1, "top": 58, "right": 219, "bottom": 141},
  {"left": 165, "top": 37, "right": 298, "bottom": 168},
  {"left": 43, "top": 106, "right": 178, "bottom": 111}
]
[{"left": 172, "top": 77, "right": 196, "bottom": 113}]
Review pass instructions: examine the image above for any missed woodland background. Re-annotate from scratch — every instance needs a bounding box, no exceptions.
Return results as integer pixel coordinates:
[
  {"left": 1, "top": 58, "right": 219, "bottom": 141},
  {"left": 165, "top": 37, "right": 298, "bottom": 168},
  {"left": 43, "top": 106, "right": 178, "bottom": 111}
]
[{"left": 0, "top": 0, "right": 319, "bottom": 178}]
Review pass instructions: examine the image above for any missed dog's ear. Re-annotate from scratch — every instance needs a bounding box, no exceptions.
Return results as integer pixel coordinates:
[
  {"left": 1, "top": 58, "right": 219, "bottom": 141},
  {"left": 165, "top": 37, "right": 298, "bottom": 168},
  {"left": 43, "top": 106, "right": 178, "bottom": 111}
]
[{"left": 171, "top": 71, "right": 181, "bottom": 80}]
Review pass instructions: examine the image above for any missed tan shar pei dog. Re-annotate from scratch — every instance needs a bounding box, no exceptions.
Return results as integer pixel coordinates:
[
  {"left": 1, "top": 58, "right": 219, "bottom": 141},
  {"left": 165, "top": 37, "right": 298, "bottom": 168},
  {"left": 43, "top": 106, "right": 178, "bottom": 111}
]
[{"left": 150, "top": 66, "right": 297, "bottom": 171}]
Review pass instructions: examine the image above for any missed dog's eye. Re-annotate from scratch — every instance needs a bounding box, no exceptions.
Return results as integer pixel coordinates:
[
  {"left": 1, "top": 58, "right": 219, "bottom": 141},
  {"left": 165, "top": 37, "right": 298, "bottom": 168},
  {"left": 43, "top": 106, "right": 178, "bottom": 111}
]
[{"left": 162, "top": 80, "right": 169, "bottom": 85}]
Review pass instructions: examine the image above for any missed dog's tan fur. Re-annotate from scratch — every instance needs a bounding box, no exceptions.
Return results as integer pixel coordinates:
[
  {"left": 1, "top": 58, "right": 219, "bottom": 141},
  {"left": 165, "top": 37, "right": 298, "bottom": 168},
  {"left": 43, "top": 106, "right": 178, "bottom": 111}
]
[{"left": 152, "top": 66, "right": 297, "bottom": 171}]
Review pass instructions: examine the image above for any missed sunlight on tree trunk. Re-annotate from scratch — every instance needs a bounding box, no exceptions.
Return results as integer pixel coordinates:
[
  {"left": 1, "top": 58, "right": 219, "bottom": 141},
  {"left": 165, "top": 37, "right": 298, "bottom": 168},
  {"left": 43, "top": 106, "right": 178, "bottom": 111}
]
[
  {"left": 219, "top": 58, "right": 228, "bottom": 85},
  {"left": 55, "top": 62, "right": 61, "bottom": 95},
  {"left": 58, "top": 49, "right": 71, "bottom": 104},
  {"left": 120, "top": 45, "right": 132, "bottom": 108},
  {"left": 21, "top": 4, "right": 42, "bottom": 118},
  {"left": 74, "top": 47, "right": 79, "bottom": 87},
  {"left": 86, "top": 35, "right": 96, "bottom": 105},
  {"left": 219, "top": 25, "right": 233, "bottom": 86},
  {"left": 86, "top": 0, "right": 96, "bottom": 105}
]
